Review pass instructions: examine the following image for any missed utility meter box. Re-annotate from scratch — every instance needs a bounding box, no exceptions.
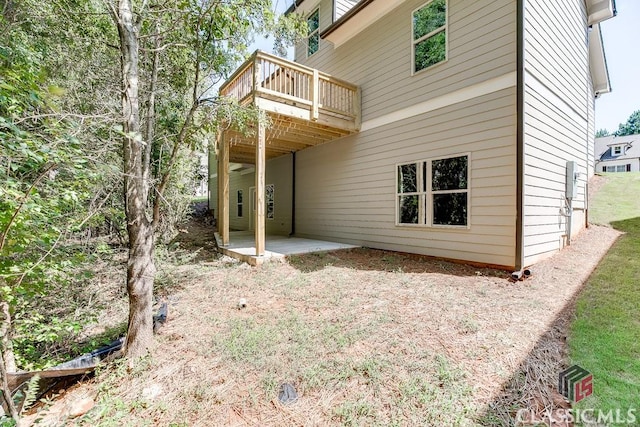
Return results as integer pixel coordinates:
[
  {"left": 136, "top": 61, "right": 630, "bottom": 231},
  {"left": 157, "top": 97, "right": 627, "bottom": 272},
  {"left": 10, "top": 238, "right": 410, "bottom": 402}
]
[{"left": 566, "top": 161, "right": 577, "bottom": 200}]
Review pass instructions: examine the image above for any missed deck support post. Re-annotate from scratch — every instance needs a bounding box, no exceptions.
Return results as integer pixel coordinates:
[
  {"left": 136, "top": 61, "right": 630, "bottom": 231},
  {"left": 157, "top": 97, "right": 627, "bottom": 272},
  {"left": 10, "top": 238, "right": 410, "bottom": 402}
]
[
  {"left": 311, "top": 69, "right": 319, "bottom": 121},
  {"left": 255, "top": 118, "right": 266, "bottom": 256},
  {"left": 218, "top": 132, "right": 230, "bottom": 246}
]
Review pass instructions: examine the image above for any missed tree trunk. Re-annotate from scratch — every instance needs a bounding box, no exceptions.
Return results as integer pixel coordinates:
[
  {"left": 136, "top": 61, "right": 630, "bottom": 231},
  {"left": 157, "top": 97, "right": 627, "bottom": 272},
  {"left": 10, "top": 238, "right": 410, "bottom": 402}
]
[
  {"left": 0, "top": 302, "right": 16, "bottom": 374},
  {"left": 116, "top": 0, "right": 155, "bottom": 360},
  {"left": 124, "top": 221, "right": 155, "bottom": 358},
  {"left": 0, "top": 301, "right": 18, "bottom": 420}
]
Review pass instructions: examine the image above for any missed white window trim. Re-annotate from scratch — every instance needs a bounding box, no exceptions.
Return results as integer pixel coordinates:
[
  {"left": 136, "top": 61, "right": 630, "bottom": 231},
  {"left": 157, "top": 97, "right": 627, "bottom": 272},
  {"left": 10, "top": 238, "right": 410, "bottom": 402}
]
[
  {"left": 307, "top": 8, "right": 320, "bottom": 58},
  {"left": 411, "top": 0, "right": 449, "bottom": 76},
  {"left": 395, "top": 152, "right": 470, "bottom": 229}
]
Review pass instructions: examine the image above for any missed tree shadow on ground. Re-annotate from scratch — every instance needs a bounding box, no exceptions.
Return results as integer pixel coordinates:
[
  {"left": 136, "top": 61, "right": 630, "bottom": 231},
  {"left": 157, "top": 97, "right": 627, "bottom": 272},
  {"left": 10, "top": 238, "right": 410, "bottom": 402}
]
[
  {"left": 476, "top": 218, "right": 638, "bottom": 426},
  {"left": 286, "top": 247, "right": 509, "bottom": 279},
  {"left": 476, "top": 295, "right": 578, "bottom": 426}
]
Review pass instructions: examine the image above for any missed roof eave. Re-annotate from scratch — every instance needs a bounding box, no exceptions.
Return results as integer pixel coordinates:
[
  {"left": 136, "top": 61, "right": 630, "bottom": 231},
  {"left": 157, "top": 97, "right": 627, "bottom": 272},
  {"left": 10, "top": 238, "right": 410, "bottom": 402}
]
[
  {"left": 285, "top": 0, "right": 320, "bottom": 16},
  {"left": 586, "top": 0, "right": 617, "bottom": 26},
  {"left": 319, "top": 0, "right": 405, "bottom": 47},
  {"left": 589, "top": 23, "right": 612, "bottom": 98}
]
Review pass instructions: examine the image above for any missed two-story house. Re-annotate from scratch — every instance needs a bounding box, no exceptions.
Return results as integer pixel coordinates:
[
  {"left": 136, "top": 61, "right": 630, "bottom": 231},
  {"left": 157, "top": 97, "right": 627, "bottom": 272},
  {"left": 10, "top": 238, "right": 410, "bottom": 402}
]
[
  {"left": 209, "top": 0, "right": 615, "bottom": 271},
  {"left": 594, "top": 134, "right": 640, "bottom": 173}
]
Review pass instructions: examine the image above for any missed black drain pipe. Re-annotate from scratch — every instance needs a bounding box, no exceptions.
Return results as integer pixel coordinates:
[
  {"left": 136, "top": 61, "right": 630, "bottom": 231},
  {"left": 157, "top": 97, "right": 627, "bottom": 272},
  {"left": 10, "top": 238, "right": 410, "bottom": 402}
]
[{"left": 290, "top": 152, "right": 296, "bottom": 236}]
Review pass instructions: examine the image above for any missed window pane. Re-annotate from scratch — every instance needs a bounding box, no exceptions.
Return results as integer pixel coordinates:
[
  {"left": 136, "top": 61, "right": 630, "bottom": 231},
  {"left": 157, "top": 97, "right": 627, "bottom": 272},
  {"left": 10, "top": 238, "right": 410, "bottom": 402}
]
[
  {"left": 237, "top": 190, "right": 243, "bottom": 203},
  {"left": 308, "top": 10, "right": 319, "bottom": 33},
  {"left": 308, "top": 33, "right": 319, "bottom": 56},
  {"left": 432, "top": 156, "right": 467, "bottom": 191},
  {"left": 238, "top": 204, "right": 243, "bottom": 217},
  {"left": 398, "top": 163, "right": 418, "bottom": 193},
  {"left": 266, "top": 184, "right": 274, "bottom": 202},
  {"left": 399, "top": 195, "right": 419, "bottom": 224},
  {"left": 414, "top": 30, "right": 446, "bottom": 72},
  {"left": 423, "top": 161, "right": 428, "bottom": 192},
  {"left": 433, "top": 193, "right": 467, "bottom": 226},
  {"left": 616, "top": 165, "right": 625, "bottom": 172},
  {"left": 413, "top": 0, "right": 446, "bottom": 40}
]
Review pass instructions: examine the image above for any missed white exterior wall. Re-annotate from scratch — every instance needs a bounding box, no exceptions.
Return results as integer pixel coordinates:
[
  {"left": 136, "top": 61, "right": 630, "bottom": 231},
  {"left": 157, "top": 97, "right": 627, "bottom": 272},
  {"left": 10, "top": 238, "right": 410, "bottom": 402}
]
[{"left": 522, "top": 0, "right": 593, "bottom": 265}]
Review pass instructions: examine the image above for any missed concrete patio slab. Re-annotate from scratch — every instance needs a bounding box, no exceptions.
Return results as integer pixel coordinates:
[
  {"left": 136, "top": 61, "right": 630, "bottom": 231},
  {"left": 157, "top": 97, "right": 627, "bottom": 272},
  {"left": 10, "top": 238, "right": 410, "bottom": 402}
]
[{"left": 214, "top": 231, "right": 358, "bottom": 265}]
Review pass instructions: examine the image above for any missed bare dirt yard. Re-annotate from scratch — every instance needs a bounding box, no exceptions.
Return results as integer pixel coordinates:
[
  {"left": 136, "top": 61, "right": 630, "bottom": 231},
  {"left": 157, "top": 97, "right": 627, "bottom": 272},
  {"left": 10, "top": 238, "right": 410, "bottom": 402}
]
[{"left": 22, "top": 194, "right": 622, "bottom": 426}]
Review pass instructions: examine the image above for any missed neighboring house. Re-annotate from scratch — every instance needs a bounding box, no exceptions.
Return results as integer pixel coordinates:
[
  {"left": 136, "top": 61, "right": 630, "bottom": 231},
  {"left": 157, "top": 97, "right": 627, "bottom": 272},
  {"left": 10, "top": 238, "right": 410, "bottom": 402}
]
[
  {"left": 594, "top": 134, "right": 640, "bottom": 173},
  {"left": 209, "top": 0, "right": 615, "bottom": 270}
]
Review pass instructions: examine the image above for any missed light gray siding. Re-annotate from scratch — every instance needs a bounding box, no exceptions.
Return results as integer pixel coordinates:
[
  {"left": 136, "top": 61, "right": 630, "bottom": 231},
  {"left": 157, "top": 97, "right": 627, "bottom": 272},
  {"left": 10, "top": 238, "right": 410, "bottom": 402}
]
[
  {"left": 295, "top": 87, "right": 517, "bottom": 267},
  {"left": 212, "top": 155, "right": 294, "bottom": 236},
  {"left": 283, "top": 0, "right": 519, "bottom": 267},
  {"left": 295, "top": 0, "right": 516, "bottom": 123},
  {"left": 523, "top": 0, "right": 593, "bottom": 265}
]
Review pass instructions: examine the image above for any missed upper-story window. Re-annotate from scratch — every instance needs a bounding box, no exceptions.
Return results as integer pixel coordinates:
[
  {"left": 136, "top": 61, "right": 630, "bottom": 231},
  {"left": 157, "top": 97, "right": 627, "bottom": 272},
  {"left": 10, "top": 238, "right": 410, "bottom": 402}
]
[
  {"left": 307, "top": 9, "right": 320, "bottom": 57},
  {"left": 612, "top": 145, "right": 623, "bottom": 155},
  {"left": 412, "top": 0, "right": 447, "bottom": 73}
]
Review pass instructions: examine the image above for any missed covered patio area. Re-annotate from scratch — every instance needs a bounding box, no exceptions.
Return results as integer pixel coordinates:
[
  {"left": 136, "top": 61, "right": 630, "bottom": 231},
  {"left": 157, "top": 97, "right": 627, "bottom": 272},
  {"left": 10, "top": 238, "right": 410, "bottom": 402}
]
[
  {"left": 216, "top": 50, "right": 361, "bottom": 264},
  {"left": 214, "top": 231, "right": 358, "bottom": 266}
]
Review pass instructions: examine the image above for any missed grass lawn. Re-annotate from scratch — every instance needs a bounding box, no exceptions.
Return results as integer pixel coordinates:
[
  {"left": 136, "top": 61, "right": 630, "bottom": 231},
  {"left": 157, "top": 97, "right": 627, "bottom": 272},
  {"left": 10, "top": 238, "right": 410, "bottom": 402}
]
[{"left": 569, "top": 173, "right": 640, "bottom": 414}]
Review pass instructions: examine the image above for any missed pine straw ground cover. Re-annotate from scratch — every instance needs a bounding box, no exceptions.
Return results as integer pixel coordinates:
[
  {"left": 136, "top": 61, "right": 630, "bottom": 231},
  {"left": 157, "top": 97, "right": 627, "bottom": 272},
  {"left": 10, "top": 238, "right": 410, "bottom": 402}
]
[{"left": 22, "top": 208, "right": 620, "bottom": 426}]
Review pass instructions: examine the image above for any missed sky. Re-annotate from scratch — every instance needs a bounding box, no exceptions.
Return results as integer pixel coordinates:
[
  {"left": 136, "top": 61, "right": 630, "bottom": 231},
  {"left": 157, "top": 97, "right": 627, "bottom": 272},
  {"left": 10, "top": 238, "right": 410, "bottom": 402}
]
[
  {"left": 251, "top": 0, "right": 295, "bottom": 59},
  {"left": 594, "top": 0, "right": 640, "bottom": 133},
  {"left": 251, "top": 0, "right": 637, "bottom": 132}
]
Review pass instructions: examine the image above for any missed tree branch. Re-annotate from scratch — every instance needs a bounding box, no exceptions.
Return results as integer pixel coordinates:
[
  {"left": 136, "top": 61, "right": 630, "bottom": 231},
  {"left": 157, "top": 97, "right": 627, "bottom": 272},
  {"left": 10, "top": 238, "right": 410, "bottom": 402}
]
[
  {"left": 0, "top": 164, "right": 55, "bottom": 253},
  {"left": 152, "top": 102, "right": 198, "bottom": 225}
]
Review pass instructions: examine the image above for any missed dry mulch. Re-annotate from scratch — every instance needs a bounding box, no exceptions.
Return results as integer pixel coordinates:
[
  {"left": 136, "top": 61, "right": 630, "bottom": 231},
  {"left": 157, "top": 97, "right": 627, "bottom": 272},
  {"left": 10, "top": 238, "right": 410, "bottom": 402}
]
[{"left": 20, "top": 189, "right": 622, "bottom": 426}]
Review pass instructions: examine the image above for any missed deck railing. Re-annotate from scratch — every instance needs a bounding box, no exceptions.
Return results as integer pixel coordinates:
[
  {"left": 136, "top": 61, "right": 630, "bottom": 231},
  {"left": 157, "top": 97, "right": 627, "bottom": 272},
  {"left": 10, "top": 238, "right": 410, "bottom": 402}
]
[{"left": 220, "top": 50, "right": 360, "bottom": 122}]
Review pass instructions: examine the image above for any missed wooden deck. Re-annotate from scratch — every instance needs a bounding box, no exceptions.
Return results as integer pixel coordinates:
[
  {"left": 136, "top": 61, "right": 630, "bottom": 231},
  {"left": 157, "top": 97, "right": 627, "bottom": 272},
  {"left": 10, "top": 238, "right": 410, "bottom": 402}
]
[
  {"left": 214, "top": 231, "right": 358, "bottom": 266},
  {"left": 218, "top": 50, "right": 361, "bottom": 164},
  {"left": 216, "top": 51, "right": 361, "bottom": 258}
]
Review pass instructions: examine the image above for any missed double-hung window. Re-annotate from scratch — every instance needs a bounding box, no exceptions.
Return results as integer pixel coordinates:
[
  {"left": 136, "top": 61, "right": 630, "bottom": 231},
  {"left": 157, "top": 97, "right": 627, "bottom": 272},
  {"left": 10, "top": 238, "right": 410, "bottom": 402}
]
[
  {"left": 412, "top": 0, "right": 447, "bottom": 73},
  {"left": 397, "top": 155, "right": 469, "bottom": 227},
  {"left": 307, "top": 9, "right": 320, "bottom": 57}
]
